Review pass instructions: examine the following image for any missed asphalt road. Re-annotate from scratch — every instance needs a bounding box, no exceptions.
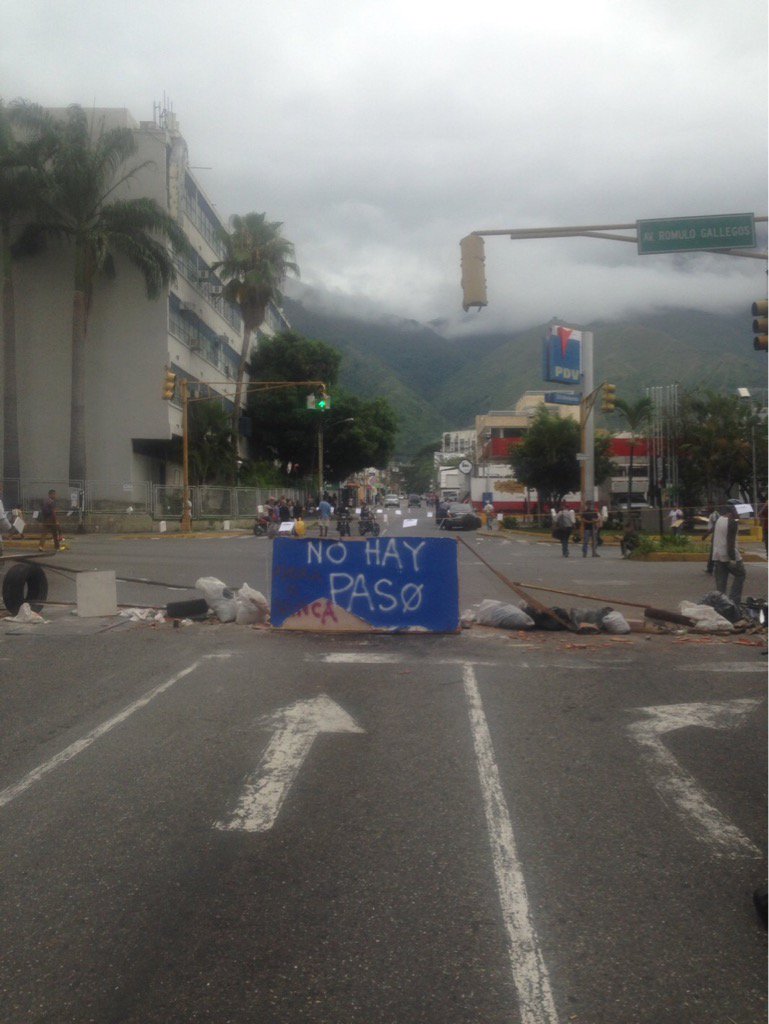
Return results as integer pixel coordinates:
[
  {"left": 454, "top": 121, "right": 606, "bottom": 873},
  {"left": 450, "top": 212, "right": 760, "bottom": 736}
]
[{"left": 0, "top": 513, "right": 766, "bottom": 1023}]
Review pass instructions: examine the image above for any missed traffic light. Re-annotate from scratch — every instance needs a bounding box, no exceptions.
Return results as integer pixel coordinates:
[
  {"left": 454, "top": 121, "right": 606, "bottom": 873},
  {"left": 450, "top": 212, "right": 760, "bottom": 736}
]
[
  {"left": 460, "top": 234, "right": 487, "bottom": 311},
  {"left": 317, "top": 386, "right": 330, "bottom": 410},
  {"left": 752, "top": 300, "right": 768, "bottom": 352},
  {"left": 162, "top": 369, "right": 177, "bottom": 400},
  {"left": 601, "top": 383, "right": 617, "bottom": 413}
]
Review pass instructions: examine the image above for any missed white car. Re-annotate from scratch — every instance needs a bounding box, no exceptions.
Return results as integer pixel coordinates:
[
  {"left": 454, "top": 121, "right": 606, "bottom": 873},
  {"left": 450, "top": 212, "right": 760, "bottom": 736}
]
[{"left": 384, "top": 494, "right": 400, "bottom": 507}]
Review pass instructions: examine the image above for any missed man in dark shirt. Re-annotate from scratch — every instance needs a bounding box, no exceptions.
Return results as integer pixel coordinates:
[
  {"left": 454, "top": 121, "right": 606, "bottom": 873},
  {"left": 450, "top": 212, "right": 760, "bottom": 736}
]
[
  {"left": 581, "top": 501, "right": 600, "bottom": 557},
  {"left": 39, "top": 489, "right": 62, "bottom": 551}
]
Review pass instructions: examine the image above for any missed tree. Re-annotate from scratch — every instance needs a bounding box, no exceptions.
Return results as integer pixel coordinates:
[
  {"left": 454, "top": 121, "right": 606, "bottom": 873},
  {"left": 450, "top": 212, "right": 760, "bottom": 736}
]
[
  {"left": 187, "top": 400, "right": 236, "bottom": 485},
  {"left": 15, "top": 105, "right": 190, "bottom": 483},
  {"left": 677, "top": 390, "right": 766, "bottom": 506},
  {"left": 0, "top": 100, "right": 56, "bottom": 487},
  {"left": 612, "top": 396, "right": 653, "bottom": 509},
  {"left": 509, "top": 408, "right": 581, "bottom": 510},
  {"left": 212, "top": 213, "right": 299, "bottom": 470},
  {"left": 245, "top": 330, "right": 396, "bottom": 484},
  {"left": 322, "top": 393, "right": 397, "bottom": 483},
  {"left": 402, "top": 441, "right": 440, "bottom": 494}
]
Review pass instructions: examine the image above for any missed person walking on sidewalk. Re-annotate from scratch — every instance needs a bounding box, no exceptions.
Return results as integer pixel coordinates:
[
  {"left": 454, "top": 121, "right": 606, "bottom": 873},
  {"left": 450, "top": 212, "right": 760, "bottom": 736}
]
[
  {"left": 581, "top": 501, "right": 600, "bottom": 557},
  {"left": 712, "top": 504, "right": 746, "bottom": 607},
  {"left": 38, "top": 489, "right": 63, "bottom": 551}
]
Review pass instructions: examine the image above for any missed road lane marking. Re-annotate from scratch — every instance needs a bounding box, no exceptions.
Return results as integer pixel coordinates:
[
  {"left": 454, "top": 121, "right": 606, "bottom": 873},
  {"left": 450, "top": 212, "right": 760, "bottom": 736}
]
[
  {"left": 0, "top": 661, "right": 202, "bottom": 812},
  {"left": 463, "top": 664, "right": 559, "bottom": 1024},
  {"left": 214, "top": 695, "right": 364, "bottom": 833},
  {"left": 680, "top": 662, "right": 767, "bottom": 673},
  {"left": 628, "top": 699, "right": 762, "bottom": 858},
  {"left": 317, "top": 653, "right": 496, "bottom": 665}
]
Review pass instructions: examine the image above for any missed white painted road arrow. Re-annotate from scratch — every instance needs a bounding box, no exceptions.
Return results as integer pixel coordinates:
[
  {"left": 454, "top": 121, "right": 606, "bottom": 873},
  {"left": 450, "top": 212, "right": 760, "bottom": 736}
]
[
  {"left": 628, "top": 699, "right": 762, "bottom": 858},
  {"left": 215, "top": 695, "right": 365, "bottom": 833}
]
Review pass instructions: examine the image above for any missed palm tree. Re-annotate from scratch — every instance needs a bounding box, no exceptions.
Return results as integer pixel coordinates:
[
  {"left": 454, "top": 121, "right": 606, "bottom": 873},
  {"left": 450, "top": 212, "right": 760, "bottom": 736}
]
[
  {"left": 212, "top": 212, "right": 299, "bottom": 472},
  {"left": 613, "top": 396, "right": 653, "bottom": 511},
  {"left": 0, "top": 100, "right": 55, "bottom": 491},
  {"left": 16, "top": 105, "right": 190, "bottom": 483}
]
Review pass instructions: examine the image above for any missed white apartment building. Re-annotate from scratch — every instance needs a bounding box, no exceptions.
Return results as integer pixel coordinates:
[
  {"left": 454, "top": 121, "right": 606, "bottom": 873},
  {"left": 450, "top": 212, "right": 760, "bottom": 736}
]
[{"left": 4, "top": 105, "right": 288, "bottom": 505}]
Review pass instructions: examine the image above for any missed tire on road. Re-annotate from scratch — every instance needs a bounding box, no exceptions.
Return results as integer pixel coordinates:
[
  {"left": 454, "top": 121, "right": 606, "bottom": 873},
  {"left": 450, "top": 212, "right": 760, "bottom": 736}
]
[
  {"left": 2, "top": 562, "right": 49, "bottom": 615},
  {"left": 166, "top": 598, "right": 210, "bottom": 620}
]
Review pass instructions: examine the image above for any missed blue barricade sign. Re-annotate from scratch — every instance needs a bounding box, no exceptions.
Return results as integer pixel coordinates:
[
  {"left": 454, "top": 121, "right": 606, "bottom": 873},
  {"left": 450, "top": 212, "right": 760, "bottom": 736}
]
[{"left": 271, "top": 536, "right": 459, "bottom": 633}]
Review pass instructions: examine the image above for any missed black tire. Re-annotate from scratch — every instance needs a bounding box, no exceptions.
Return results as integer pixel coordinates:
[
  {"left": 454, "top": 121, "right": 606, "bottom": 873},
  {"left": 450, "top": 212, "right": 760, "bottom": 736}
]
[
  {"left": 2, "top": 562, "right": 49, "bottom": 615},
  {"left": 253, "top": 523, "right": 266, "bottom": 536},
  {"left": 372, "top": 523, "right": 381, "bottom": 537},
  {"left": 166, "top": 598, "right": 210, "bottom": 620}
]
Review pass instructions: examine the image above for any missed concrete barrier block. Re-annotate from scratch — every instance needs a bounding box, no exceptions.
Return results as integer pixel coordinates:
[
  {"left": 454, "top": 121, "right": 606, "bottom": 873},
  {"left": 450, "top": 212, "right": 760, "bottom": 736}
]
[{"left": 76, "top": 570, "right": 118, "bottom": 617}]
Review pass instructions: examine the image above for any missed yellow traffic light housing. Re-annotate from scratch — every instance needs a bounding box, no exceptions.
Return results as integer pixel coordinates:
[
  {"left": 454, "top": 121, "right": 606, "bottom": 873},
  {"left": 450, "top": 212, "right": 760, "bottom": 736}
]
[
  {"left": 460, "top": 234, "right": 488, "bottom": 311},
  {"left": 601, "top": 383, "right": 617, "bottom": 413},
  {"left": 752, "top": 300, "right": 768, "bottom": 352},
  {"left": 162, "top": 369, "right": 177, "bottom": 400}
]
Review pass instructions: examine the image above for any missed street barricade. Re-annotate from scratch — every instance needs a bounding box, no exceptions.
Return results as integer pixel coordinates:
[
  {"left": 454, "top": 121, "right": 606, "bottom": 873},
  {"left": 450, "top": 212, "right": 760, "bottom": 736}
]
[{"left": 270, "top": 536, "right": 459, "bottom": 633}]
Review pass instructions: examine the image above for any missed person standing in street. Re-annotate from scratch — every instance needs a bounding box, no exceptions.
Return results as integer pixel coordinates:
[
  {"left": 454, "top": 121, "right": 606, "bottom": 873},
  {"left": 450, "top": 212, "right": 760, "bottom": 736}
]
[
  {"left": 0, "top": 483, "right": 11, "bottom": 554},
  {"left": 38, "top": 488, "right": 63, "bottom": 551},
  {"left": 703, "top": 505, "right": 719, "bottom": 574},
  {"left": 317, "top": 495, "right": 332, "bottom": 538},
  {"left": 711, "top": 505, "right": 746, "bottom": 607},
  {"left": 484, "top": 500, "right": 495, "bottom": 531},
  {"left": 581, "top": 501, "right": 600, "bottom": 557},
  {"left": 553, "top": 502, "right": 575, "bottom": 557}
]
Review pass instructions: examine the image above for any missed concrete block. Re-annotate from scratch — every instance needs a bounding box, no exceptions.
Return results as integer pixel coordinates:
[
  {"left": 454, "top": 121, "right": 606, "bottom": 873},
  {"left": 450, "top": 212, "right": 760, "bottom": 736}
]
[{"left": 76, "top": 570, "right": 118, "bottom": 617}]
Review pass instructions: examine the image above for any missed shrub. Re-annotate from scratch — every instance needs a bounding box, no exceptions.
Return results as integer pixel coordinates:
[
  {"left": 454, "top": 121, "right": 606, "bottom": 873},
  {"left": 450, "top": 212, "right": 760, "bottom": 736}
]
[{"left": 502, "top": 515, "right": 519, "bottom": 530}]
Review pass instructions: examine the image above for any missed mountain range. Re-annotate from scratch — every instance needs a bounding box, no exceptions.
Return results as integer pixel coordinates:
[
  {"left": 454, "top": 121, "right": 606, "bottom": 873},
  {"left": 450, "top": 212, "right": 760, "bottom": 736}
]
[{"left": 282, "top": 292, "right": 766, "bottom": 458}]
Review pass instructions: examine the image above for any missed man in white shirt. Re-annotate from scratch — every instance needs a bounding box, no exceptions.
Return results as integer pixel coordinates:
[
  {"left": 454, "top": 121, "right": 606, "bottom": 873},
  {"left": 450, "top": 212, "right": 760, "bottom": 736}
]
[
  {"left": 711, "top": 506, "right": 746, "bottom": 606},
  {"left": 0, "top": 483, "right": 11, "bottom": 554}
]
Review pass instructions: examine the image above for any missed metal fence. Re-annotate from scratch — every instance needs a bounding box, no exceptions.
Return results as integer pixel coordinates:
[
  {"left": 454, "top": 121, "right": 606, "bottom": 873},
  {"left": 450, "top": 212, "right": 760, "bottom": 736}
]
[{"left": 2, "top": 478, "right": 311, "bottom": 520}]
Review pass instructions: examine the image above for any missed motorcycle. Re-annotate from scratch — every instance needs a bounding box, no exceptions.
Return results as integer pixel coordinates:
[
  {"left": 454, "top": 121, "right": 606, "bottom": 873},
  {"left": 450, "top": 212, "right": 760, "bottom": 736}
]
[
  {"left": 358, "top": 512, "right": 380, "bottom": 537},
  {"left": 253, "top": 514, "right": 271, "bottom": 537},
  {"left": 336, "top": 509, "right": 352, "bottom": 537}
]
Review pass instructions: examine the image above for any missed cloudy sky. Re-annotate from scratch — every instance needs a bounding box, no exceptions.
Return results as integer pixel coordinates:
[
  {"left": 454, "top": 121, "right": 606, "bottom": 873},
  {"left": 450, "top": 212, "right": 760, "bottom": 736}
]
[{"left": 2, "top": 0, "right": 767, "bottom": 334}]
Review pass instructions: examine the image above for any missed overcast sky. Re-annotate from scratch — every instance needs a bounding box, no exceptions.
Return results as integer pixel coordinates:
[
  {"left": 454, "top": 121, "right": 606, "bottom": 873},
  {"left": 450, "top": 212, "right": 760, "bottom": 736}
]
[{"left": 2, "top": 0, "right": 767, "bottom": 334}]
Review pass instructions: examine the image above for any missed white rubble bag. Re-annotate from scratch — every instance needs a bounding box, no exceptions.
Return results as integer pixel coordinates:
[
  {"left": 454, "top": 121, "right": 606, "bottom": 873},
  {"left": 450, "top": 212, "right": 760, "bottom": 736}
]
[
  {"left": 476, "top": 599, "right": 535, "bottom": 630},
  {"left": 234, "top": 583, "right": 270, "bottom": 624},
  {"left": 195, "top": 576, "right": 237, "bottom": 623},
  {"left": 678, "top": 601, "right": 734, "bottom": 633}
]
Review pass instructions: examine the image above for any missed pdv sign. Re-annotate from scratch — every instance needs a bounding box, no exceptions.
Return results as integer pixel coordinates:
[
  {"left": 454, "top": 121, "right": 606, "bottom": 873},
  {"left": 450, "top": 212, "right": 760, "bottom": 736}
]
[
  {"left": 542, "top": 324, "right": 582, "bottom": 385},
  {"left": 271, "top": 536, "right": 459, "bottom": 633}
]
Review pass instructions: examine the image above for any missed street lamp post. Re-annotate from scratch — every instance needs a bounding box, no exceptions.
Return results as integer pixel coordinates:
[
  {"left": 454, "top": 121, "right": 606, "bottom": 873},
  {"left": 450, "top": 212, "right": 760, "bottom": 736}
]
[
  {"left": 181, "top": 379, "right": 192, "bottom": 532},
  {"left": 318, "top": 417, "right": 354, "bottom": 501},
  {"left": 737, "top": 388, "right": 759, "bottom": 515}
]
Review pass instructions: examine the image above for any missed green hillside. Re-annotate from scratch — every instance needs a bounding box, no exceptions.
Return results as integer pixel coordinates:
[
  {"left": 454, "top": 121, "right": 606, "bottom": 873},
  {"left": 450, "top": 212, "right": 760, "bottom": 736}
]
[{"left": 282, "top": 297, "right": 766, "bottom": 457}]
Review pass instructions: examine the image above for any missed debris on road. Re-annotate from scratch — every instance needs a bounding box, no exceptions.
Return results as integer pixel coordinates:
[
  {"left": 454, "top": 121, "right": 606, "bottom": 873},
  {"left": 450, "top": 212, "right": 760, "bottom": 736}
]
[
  {"left": 475, "top": 600, "right": 535, "bottom": 630},
  {"left": 3, "top": 602, "right": 47, "bottom": 624},
  {"left": 120, "top": 607, "right": 166, "bottom": 624},
  {"left": 193, "top": 577, "right": 270, "bottom": 624}
]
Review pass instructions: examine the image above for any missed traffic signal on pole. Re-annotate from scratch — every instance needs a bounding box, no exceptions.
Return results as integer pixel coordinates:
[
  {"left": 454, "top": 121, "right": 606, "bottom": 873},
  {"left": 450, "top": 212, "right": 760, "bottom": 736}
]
[
  {"left": 752, "top": 300, "right": 768, "bottom": 352},
  {"left": 460, "top": 234, "right": 488, "bottom": 311},
  {"left": 601, "top": 383, "right": 617, "bottom": 413},
  {"left": 162, "top": 369, "right": 177, "bottom": 400},
  {"left": 317, "top": 386, "right": 329, "bottom": 410}
]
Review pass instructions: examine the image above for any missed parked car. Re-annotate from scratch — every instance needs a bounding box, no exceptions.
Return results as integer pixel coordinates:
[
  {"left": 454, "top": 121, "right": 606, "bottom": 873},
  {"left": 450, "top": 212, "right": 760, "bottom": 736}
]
[
  {"left": 439, "top": 503, "right": 482, "bottom": 531},
  {"left": 384, "top": 493, "right": 400, "bottom": 508},
  {"left": 407, "top": 494, "right": 422, "bottom": 508}
]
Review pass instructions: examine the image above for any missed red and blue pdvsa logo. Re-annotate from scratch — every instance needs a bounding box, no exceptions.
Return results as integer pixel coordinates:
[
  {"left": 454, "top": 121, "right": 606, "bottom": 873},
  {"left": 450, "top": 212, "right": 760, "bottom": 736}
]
[{"left": 542, "top": 324, "right": 582, "bottom": 384}]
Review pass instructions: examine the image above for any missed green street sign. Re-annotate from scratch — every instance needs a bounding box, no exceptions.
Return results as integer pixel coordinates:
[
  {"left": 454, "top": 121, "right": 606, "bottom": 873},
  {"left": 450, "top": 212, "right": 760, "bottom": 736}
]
[{"left": 636, "top": 213, "right": 756, "bottom": 255}]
